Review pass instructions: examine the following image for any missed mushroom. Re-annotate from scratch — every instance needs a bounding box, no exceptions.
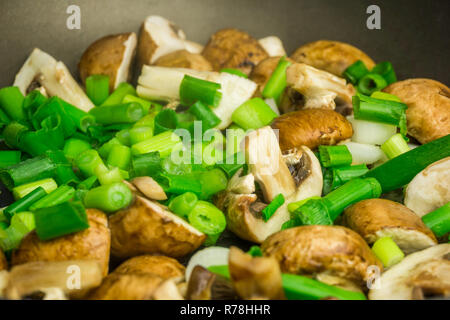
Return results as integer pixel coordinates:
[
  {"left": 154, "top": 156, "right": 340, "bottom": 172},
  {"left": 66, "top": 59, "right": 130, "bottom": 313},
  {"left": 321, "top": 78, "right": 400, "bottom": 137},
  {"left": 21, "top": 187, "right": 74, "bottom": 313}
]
[
  {"left": 383, "top": 79, "right": 450, "bottom": 144},
  {"left": 261, "top": 225, "right": 383, "bottom": 289},
  {"left": 183, "top": 40, "right": 204, "bottom": 54},
  {"left": 202, "top": 28, "right": 269, "bottom": 75},
  {"left": 250, "top": 56, "right": 294, "bottom": 94},
  {"left": 290, "top": 40, "right": 375, "bottom": 77},
  {"left": 154, "top": 50, "right": 213, "bottom": 71},
  {"left": 404, "top": 157, "right": 450, "bottom": 217},
  {"left": 78, "top": 32, "right": 137, "bottom": 91},
  {"left": 258, "top": 36, "right": 287, "bottom": 57},
  {"left": 186, "top": 265, "right": 237, "bottom": 300},
  {"left": 214, "top": 127, "right": 323, "bottom": 243},
  {"left": 131, "top": 176, "right": 167, "bottom": 201},
  {"left": 279, "top": 63, "right": 355, "bottom": 115},
  {"left": 228, "top": 246, "right": 285, "bottom": 300},
  {"left": 0, "top": 250, "right": 6, "bottom": 271},
  {"left": 341, "top": 199, "right": 438, "bottom": 254},
  {"left": 109, "top": 195, "right": 206, "bottom": 259},
  {"left": 11, "top": 209, "right": 111, "bottom": 276},
  {"left": 369, "top": 244, "right": 450, "bottom": 300},
  {"left": 271, "top": 108, "right": 353, "bottom": 152},
  {"left": 13, "top": 48, "right": 94, "bottom": 112},
  {"left": 5, "top": 260, "right": 103, "bottom": 300}
]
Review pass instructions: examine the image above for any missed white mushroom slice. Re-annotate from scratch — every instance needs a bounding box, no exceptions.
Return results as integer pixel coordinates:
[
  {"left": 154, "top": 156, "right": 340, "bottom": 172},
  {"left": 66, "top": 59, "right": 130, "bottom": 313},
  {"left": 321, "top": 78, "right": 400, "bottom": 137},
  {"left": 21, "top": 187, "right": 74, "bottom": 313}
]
[
  {"left": 286, "top": 63, "right": 355, "bottom": 110},
  {"left": 184, "top": 40, "right": 204, "bottom": 54},
  {"left": 153, "top": 280, "right": 184, "bottom": 300},
  {"left": 132, "top": 176, "right": 167, "bottom": 201},
  {"left": 405, "top": 157, "right": 450, "bottom": 217},
  {"left": 369, "top": 244, "right": 450, "bottom": 300},
  {"left": 227, "top": 168, "right": 255, "bottom": 195},
  {"left": 115, "top": 33, "right": 137, "bottom": 88},
  {"left": 258, "top": 36, "right": 286, "bottom": 57},
  {"left": 13, "top": 48, "right": 94, "bottom": 112}
]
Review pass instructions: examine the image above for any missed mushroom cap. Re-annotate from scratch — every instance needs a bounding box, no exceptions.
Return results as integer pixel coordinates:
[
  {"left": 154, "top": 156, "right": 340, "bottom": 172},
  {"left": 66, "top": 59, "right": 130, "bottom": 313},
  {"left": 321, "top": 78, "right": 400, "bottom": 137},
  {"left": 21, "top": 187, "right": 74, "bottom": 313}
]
[
  {"left": 78, "top": 32, "right": 137, "bottom": 91},
  {"left": 384, "top": 79, "right": 450, "bottom": 144},
  {"left": 250, "top": 56, "right": 294, "bottom": 94},
  {"left": 11, "top": 209, "right": 111, "bottom": 276},
  {"left": 186, "top": 265, "right": 237, "bottom": 300},
  {"left": 154, "top": 49, "right": 213, "bottom": 71},
  {"left": 261, "top": 225, "right": 382, "bottom": 286},
  {"left": 271, "top": 108, "right": 353, "bottom": 152},
  {"left": 290, "top": 40, "right": 375, "bottom": 77},
  {"left": 0, "top": 250, "right": 6, "bottom": 271},
  {"left": 404, "top": 157, "right": 450, "bottom": 217},
  {"left": 202, "top": 28, "right": 269, "bottom": 75},
  {"left": 109, "top": 196, "right": 206, "bottom": 258},
  {"left": 369, "top": 244, "right": 450, "bottom": 300},
  {"left": 342, "top": 199, "right": 437, "bottom": 254}
]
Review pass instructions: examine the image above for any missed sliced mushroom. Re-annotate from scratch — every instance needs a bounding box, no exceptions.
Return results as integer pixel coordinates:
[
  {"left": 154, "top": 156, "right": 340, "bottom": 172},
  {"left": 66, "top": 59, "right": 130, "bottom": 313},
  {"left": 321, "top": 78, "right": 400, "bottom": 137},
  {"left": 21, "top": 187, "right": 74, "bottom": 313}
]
[
  {"left": 290, "top": 40, "right": 375, "bottom": 77},
  {"left": 369, "top": 244, "right": 450, "bottom": 300},
  {"left": 153, "top": 279, "right": 185, "bottom": 300},
  {"left": 258, "top": 36, "right": 286, "bottom": 57},
  {"left": 404, "top": 157, "right": 450, "bottom": 217},
  {"left": 228, "top": 246, "right": 285, "bottom": 300},
  {"left": 13, "top": 48, "right": 94, "bottom": 111},
  {"left": 154, "top": 50, "right": 212, "bottom": 71},
  {"left": 78, "top": 32, "right": 137, "bottom": 91},
  {"left": 183, "top": 40, "right": 204, "bottom": 54},
  {"left": 342, "top": 199, "right": 437, "bottom": 254},
  {"left": 271, "top": 108, "right": 353, "bottom": 152},
  {"left": 384, "top": 79, "right": 450, "bottom": 144},
  {"left": 280, "top": 63, "right": 355, "bottom": 115},
  {"left": 202, "top": 28, "right": 269, "bottom": 75},
  {"left": 0, "top": 250, "right": 6, "bottom": 271},
  {"left": 109, "top": 195, "right": 206, "bottom": 259},
  {"left": 186, "top": 265, "right": 237, "bottom": 300},
  {"left": 131, "top": 176, "right": 167, "bottom": 201},
  {"left": 261, "top": 225, "right": 383, "bottom": 289},
  {"left": 12, "top": 209, "right": 111, "bottom": 276}
]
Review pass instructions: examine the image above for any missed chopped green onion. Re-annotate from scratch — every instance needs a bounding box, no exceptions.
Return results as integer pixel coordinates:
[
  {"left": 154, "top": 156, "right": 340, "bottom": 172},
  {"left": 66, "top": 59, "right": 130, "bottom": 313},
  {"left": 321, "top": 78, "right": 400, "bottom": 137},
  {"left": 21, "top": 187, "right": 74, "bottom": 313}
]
[
  {"left": 98, "top": 137, "right": 123, "bottom": 159},
  {"left": 59, "top": 99, "right": 96, "bottom": 133},
  {"left": 29, "top": 185, "right": 75, "bottom": 211},
  {"left": 75, "top": 149, "right": 104, "bottom": 178},
  {"left": 101, "top": 82, "right": 136, "bottom": 106},
  {"left": 133, "top": 113, "right": 157, "bottom": 129},
  {"left": 331, "top": 164, "right": 369, "bottom": 190},
  {"left": 106, "top": 144, "right": 131, "bottom": 170},
  {"left": 293, "top": 198, "right": 333, "bottom": 226},
  {"left": 247, "top": 246, "right": 263, "bottom": 257},
  {"left": 0, "top": 151, "right": 21, "bottom": 169},
  {"left": 131, "top": 151, "right": 161, "bottom": 177},
  {"left": 318, "top": 145, "right": 352, "bottom": 168},
  {"left": 422, "top": 202, "right": 450, "bottom": 237},
  {"left": 381, "top": 133, "right": 410, "bottom": 159},
  {"left": 342, "top": 60, "right": 369, "bottom": 85},
  {"left": 370, "top": 91, "right": 401, "bottom": 102},
  {"left": 196, "top": 168, "right": 228, "bottom": 200},
  {"left": 281, "top": 219, "right": 297, "bottom": 230},
  {"left": 154, "top": 109, "right": 178, "bottom": 135},
  {"left": 371, "top": 62, "right": 397, "bottom": 85},
  {"left": 12, "top": 178, "right": 58, "bottom": 200},
  {"left": 3, "top": 122, "right": 28, "bottom": 148},
  {"left": 23, "top": 90, "right": 47, "bottom": 119},
  {"left": 262, "top": 193, "right": 285, "bottom": 222},
  {"left": 371, "top": 237, "right": 404, "bottom": 268},
  {"left": 159, "top": 173, "right": 202, "bottom": 195},
  {"left": 0, "top": 86, "right": 25, "bottom": 121},
  {"left": 0, "top": 108, "right": 11, "bottom": 127},
  {"left": 115, "top": 128, "right": 131, "bottom": 146},
  {"left": 168, "top": 192, "right": 198, "bottom": 219},
  {"left": 357, "top": 73, "right": 388, "bottom": 96},
  {"left": 122, "top": 94, "right": 162, "bottom": 114},
  {"left": 94, "top": 165, "right": 123, "bottom": 185},
  {"left": 262, "top": 56, "right": 292, "bottom": 103},
  {"left": 34, "top": 201, "right": 89, "bottom": 241},
  {"left": 89, "top": 102, "right": 145, "bottom": 125},
  {"left": 129, "top": 126, "right": 154, "bottom": 145},
  {"left": 188, "top": 201, "right": 226, "bottom": 246},
  {"left": 220, "top": 68, "right": 248, "bottom": 78},
  {"left": 32, "top": 97, "right": 76, "bottom": 138},
  {"left": 0, "top": 212, "right": 36, "bottom": 251},
  {"left": 322, "top": 168, "right": 333, "bottom": 195},
  {"left": 287, "top": 196, "right": 321, "bottom": 213},
  {"left": 179, "top": 75, "right": 222, "bottom": 107},
  {"left": 84, "top": 182, "right": 133, "bottom": 213},
  {"left": 86, "top": 74, "right": 110, "bottom": 105},
  {"left": 231, "top": 98, "right": 278, "bottom": 130},
  {"left": 216, "top": 152, "right": 245, "bottom": 178},
  {"left": 188, "top": 101, "right": 221, "bottom": 131},
  {"left": 63, "top": 138, "right": 92, "bottom": 161},
  {"left": 77, "top": 176, "right": 98, "bottom": 190},
  {"left": 4, "top": 187, "right": 47, "bottom": 220},
  {"left": 45, "top": 150, "right": 79, "bottom": 186},
  {"left": 131, "top": 131, "right": 182, "bottom": 158}
]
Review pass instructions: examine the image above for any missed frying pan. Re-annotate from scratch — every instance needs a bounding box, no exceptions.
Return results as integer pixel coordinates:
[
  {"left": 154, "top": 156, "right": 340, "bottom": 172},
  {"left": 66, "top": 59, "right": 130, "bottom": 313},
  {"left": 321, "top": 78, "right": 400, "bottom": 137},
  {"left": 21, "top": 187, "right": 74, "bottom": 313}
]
[{"left": 0, "top": 0, "right": 448, "bottom": 293}]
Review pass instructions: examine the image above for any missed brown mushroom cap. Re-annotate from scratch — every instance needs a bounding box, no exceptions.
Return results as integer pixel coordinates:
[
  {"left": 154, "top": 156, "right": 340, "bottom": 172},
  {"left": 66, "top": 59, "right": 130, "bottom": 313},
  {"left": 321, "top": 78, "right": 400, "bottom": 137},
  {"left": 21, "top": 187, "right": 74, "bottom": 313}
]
[
  {"left": 342, "top": 199, "right": 437, "bottom": 254},
  {"left": 11, "top": 209, "right": 111, "bottom": 276},
  {"left": 383, "top": 79, "right": 450, "bottom": 144},
  {"left": 154, "top": 49, "right": 212, "bottom": 71},
  {"left": 113, "top": 255, "right": 185, "bottom": 280},
  {"left": 261, "top": 225, "right": 382, "bottom": 286},
  {"left": 109, "top": 196, "right": 205, "bottom": 259},
  {"left": 290, "top": 40, "right": 375, "bottom": 77},
  {"left": 202, "top": 28, "right": 269, "bottom": 75},
  {"left": 0, "top": 250, "right": 7, "bottom": 271},
  {"left": 250, "top": 56, "right": 293, "bottom": 93},
  {"left": 186, "top": 265, "right": 237, "bottom": 300},
  {"left": 79, "top": 33, "right": 137, "bottom": 91},
  {"left": 271, "top": 108, "right": 353, "bottom": 152}
]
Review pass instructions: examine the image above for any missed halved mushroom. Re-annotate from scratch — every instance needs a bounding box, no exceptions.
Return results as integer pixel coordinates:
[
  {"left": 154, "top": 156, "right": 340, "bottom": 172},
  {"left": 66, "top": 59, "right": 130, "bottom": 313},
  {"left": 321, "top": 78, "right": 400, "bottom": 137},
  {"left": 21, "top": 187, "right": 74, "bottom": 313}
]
[
  {"left": 384, "top": 79, "right": 450, "bottom": 144},
  {"left": 290, "top": 40, "right": 375, "bottom": 77},
  {"left": 12, "top": 209, "right": 111, "bottom": 276},
  {"left": 228, "top": 246, "right": 285, "bottom": 300},
  {"left": 5, "top": 260, "right": 103, "bottom": 300},
  {"left": 131, "top": 176, "right": 167, "bottom": 201},
  {"left": 271, "top": 108, "right": 353, "bottom": 152},
  {"left": 258, "top": 36, "right": 286, "bottom": 57},
  {"left": 261, "top": 225, "right": 383, "bottom": 289},
  {"left": 0, "top": 250, "right": 6, "bottom": 271},
  {"left": 214, "top": 127, "right": 322, "bottom": 243},
  {"left": 13, "top": 48, "right": 94, "bottom": 111},
  {"left": 186, "top": 265, "right": 237, "bottom": 300},
  {"left": 109, "top": 195, "right": 206, "bottom": 259},
  {"left": 154, "top": 50, "right": 212, "bottom": 71},
  {"left": 202, "top": 28, "right": 269, "bottom": 75},
  {"left": 404, "top": 157, "right": 450, "bottom": 217},
  {"left": 279, "top": 63, "right": 355, "bottom": 115},
  {"left": 369, "top": 244, "right": 450, "bottom": 300},
  {"left": 341, "top": 199, "right": 437, "bottom": 254},
  {"left": 78, "top": 32, "right": 137, "bottom": 91}
]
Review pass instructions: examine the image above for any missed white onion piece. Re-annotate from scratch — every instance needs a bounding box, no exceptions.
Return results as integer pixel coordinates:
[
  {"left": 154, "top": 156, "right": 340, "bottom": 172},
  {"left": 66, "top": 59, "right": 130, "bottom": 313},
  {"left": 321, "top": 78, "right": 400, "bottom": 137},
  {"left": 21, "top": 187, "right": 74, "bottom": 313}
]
[
  {"left": 185, "top": 246, "right": 230, "bottom": 282},
  {"left": 340, "top": 141, "right": 385, "bottom": 165},
  {"left": 264, "top": 98, "right": 280, "bottom": 115},
  {"left": 348, "top": 116, "right": 396, "bottom": 145}
]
